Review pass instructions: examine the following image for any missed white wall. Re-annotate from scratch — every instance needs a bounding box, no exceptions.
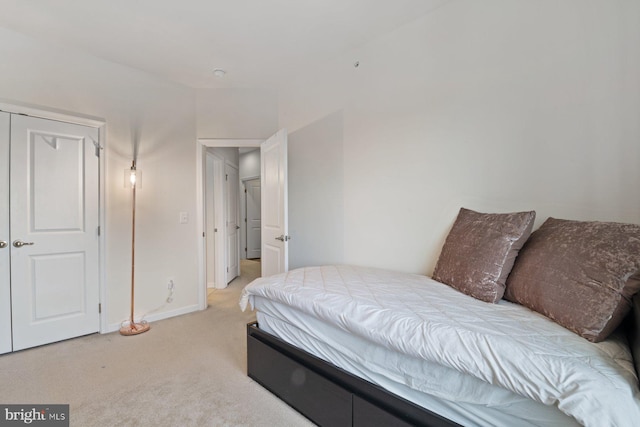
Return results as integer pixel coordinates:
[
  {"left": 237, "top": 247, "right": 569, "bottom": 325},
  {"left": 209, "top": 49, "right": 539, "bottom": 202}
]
[
  {"left": 0, "top": 26, "right": 199, "bottom": 330},
  {"left": 288, "top": 111, "right": 344, "bottom": 269},
  {"left": 239, "top": 149, "right": 261, "bottom": 180},
  {"left": 209, "top": 147, "right": 239, "bottom": 167},
  {"left": 279, "top": 0, "right": 640, "bottom": 275},
  {"left": 197, "top": 88, "right": 278, "bottom": 139}
]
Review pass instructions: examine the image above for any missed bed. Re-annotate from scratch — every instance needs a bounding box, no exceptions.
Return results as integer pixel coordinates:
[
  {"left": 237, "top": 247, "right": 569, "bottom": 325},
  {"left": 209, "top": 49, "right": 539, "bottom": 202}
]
[{"left": 240, "top": 210, "right": 640, "bottom": 427}]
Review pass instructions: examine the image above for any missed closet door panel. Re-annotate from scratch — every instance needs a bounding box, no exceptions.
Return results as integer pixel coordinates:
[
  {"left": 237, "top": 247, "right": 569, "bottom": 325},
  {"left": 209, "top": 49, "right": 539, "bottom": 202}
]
[
  {"left": 0, "top": 112, "right": 11, "bottom": 354},
  {"left": 9, "top": 115, "right": 100, "bottom": 351}
]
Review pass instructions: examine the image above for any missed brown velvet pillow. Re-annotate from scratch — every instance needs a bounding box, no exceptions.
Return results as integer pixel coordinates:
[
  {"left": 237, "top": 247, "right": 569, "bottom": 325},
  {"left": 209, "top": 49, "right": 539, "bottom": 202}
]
[
  {"left": 505, "top": 218, "right": 640, "bottom": 342},
  {"left": 432, "top": 208, "right": 536, "bottom": 303}
]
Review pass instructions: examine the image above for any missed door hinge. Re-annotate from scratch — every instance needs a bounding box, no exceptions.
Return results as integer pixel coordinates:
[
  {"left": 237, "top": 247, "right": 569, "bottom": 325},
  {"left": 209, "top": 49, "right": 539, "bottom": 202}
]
[
  {"left": 97, "top": 226, "right": 101, "bottom": 236},
  {"left": 226, "top": 267, "right": 229, "bottom": 272},
  {"left": 98, "top": 303, "right": 102, "bottom": 314},
  {"left": 202, "top": 232, "right": 205, "bottom": 237},
  {"left": 92, "top": 138, "right": 102, "bottom": 158},
  {"left": 225, "top": 174, "right": 228, "bottom": 181}
]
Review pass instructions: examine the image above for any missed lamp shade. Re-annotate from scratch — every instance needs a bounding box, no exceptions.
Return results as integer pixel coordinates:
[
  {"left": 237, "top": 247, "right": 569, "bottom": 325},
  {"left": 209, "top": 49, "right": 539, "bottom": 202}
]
[{"left": 124, "top": 164, "right": 141, "bottom": 189}]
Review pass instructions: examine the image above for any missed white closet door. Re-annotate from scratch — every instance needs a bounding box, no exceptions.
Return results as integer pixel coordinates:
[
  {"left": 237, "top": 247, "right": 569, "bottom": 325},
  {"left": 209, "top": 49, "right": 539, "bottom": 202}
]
[
  {"left": 10, "top": 115, "right": 100, "bottom": 351},
  {"left": 0, "top": 112, "right": 11, "bottom": 355}
]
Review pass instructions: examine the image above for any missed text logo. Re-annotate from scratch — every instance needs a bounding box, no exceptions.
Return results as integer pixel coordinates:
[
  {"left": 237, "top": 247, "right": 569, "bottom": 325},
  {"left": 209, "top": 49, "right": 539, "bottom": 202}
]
[{"left": 0, "top": 405, "right": 68, "bottom": 427}]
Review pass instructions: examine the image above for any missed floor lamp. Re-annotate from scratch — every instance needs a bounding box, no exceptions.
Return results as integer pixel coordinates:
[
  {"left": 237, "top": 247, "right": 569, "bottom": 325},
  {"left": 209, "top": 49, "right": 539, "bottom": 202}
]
[{"left": 120, "top": 160, "right": 150, "bottom": 336}]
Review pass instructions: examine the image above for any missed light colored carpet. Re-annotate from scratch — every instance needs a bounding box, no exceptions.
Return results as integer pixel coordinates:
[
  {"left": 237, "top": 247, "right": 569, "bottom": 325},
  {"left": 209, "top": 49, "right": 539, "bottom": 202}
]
[{"left": 0, "top": 259, "right": 314, "bottom": 426}]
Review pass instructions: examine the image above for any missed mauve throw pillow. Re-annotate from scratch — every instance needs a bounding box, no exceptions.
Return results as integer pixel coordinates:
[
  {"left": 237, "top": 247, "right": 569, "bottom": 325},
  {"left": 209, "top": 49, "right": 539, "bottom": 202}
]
[
  {"left": 432, "top": 208, "right": 536, "bottom": 303},
  {"left": 505, "top": 218, "right": 640, "bottom": 342}
]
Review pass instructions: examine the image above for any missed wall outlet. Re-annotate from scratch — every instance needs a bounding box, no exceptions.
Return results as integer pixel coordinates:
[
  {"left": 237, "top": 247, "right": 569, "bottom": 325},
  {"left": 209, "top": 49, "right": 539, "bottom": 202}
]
[{"left": 166, "top": 278, "right": 175, "bottom": 303}]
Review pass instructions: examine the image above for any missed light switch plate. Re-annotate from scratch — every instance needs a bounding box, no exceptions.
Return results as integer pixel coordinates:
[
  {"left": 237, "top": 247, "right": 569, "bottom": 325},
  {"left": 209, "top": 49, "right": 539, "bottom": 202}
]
[{"left": 179, "top": 211, "right": 188, "bottom": 224}]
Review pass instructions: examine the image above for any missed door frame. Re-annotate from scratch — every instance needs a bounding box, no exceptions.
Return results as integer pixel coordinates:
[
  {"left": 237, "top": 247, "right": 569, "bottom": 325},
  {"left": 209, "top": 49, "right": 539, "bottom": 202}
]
[
  {"left": 196, "top": 139, "right": 262, "bottom": 309},
  {"left": 0, "top": 100, "right": 107, "bottom": 334}
]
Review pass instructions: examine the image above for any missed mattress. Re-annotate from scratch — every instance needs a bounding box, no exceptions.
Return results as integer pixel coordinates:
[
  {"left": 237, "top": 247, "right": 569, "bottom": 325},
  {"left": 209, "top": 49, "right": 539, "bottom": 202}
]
[
  {"left": 241, "top": 265, "right": 640, "bottom": 427},
  {"left": 254, "top": 296, "right": 577, "bottom": 427}
]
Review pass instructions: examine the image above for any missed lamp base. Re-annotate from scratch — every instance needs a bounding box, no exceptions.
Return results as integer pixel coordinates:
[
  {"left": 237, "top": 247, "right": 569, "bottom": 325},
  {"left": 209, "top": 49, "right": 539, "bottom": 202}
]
[{"left": 119, "top": 321, "right": 150, "bottom": 336}]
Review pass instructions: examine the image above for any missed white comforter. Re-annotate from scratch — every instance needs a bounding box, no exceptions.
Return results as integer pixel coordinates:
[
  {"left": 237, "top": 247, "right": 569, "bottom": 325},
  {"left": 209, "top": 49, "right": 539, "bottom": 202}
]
[{"left": 240, "top": 265, "right": 640, "bottom": 427}]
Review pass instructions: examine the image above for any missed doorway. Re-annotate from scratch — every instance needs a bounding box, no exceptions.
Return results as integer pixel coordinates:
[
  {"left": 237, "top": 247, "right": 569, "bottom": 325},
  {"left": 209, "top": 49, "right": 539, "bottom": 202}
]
[
  {"left": 196, "top": 132, "right": 288, "bottom": 310},
  {"left": 198, "top": 140, "right": 262, "bottom": 309}
]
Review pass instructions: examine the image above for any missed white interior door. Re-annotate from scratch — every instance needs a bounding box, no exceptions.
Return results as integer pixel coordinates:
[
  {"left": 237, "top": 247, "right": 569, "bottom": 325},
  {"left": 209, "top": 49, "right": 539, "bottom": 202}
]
[
  {"left": 225, "top": 163, "right": 240, "bottom": 283},
  {"left": 10, "top": 115, "right": 100, "bottom": 351},
  {"left": 261, "top": 129, "right": 288, "bottom": 277},
  {"left": 205, "top": 153, "right": 216, "bottom": 288},
  {"left": 212, "top": 154, "right": 225, "bottom": 288},
  {"left": 246, "top": 178, "right": 261, "bottom": 259},
  {"left": 0, "top": 112, "right": 11, "bottom": 355}
]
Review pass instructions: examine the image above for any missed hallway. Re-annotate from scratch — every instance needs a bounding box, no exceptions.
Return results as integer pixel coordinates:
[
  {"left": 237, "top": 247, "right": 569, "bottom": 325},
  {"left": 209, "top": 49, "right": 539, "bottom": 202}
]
[{"left": 207, "top": 258, "right": 261, "bottom": 306}]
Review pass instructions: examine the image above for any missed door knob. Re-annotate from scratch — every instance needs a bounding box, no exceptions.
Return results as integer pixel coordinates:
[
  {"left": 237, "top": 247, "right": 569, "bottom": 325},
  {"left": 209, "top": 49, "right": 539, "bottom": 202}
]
[
  {"left": 0, "top": 241, "right": 7, "bottom": 249},
  {"left": 275, "top": 235, "right": 290, "bottom": 242},
  {"left": 13, "top": 240, "right": 34, "bottom": 248}
]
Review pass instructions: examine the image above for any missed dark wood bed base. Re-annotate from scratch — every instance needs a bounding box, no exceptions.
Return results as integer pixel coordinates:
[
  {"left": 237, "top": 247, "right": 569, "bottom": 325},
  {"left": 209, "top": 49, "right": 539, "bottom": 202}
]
[
  {"left": 247, "top": 322, "right": 461, "bottom": 427},
  {"left": 247, "top": 293, "right": 640, "bottom": 427}
]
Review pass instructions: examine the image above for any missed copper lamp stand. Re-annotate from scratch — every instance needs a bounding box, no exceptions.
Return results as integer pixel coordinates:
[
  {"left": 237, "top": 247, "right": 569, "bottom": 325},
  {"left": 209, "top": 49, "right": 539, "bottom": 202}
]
[{"left": 120, "top": 160, "right": 150, "bottom": 336}]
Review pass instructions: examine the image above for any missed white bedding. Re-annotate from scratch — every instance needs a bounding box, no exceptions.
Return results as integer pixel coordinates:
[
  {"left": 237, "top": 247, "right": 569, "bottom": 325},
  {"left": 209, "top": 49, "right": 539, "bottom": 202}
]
[
  {"left": 255, "top": 297, "right": 578, "bottom": 427},
  {"left": 240, "top": 265, "right": 640, "bottom": 427}
]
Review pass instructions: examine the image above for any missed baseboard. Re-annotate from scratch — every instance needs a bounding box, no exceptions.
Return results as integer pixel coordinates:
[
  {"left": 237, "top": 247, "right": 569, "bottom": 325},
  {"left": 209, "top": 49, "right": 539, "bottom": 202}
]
[{"left": 104, "top": 304, "right": 201, "bottom": 333}]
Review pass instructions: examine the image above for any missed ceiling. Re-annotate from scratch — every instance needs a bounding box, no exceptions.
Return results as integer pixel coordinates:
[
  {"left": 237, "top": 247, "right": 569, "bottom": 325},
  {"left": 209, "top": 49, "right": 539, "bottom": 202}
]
[{"left": 0, "top": 0, "right": 449, "bottom": 89}]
